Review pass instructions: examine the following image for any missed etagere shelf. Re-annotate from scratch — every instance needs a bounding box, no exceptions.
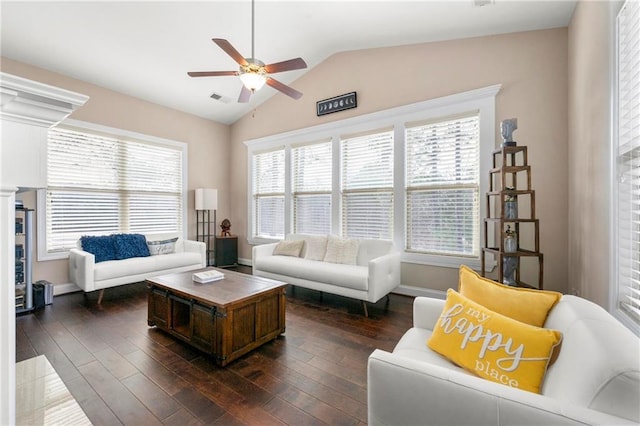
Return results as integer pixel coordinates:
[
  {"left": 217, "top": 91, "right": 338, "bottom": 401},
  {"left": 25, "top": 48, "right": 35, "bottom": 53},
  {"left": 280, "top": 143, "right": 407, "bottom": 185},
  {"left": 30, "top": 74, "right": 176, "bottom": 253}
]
[{"left": 481, "top": 146, "right": 544, "bottom": 289}]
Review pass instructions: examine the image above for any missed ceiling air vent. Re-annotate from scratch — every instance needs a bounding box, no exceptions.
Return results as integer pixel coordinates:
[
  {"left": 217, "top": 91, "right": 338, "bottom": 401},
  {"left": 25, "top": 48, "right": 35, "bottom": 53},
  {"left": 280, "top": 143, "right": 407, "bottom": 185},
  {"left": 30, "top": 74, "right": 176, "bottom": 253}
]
[{"left": 210, "top": 92, "right": 232, "bottom": 103}]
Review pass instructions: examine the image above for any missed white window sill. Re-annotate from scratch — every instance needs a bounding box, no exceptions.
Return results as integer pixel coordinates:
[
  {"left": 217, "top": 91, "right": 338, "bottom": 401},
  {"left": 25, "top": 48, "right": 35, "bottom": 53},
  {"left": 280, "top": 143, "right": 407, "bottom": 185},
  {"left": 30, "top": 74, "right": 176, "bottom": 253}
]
[
  {"left": 248, "top": 237, "right": 282, "bottom": 246},
  {"left": 401, "top": 252, "right": 496, "bottom": 272},
  {"left": 37, "top": 250, "right": 70, "bottom": 262}
]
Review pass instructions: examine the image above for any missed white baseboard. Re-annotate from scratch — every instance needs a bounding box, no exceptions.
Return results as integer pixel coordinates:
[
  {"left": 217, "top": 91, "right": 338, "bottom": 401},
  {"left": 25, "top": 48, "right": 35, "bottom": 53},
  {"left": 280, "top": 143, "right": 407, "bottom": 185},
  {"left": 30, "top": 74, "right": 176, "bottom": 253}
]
[
  {"left": 53, "top": 283, "right": 81, "bottom": 296},
  {"left": 393, "top": 285, "right": 446, "bottom": 300},
  {"left": 238, "top": 257, "right": 252, "bottom": 267},
  {"left": 52, "top": 279, "right": 445, "bottom": 302}
]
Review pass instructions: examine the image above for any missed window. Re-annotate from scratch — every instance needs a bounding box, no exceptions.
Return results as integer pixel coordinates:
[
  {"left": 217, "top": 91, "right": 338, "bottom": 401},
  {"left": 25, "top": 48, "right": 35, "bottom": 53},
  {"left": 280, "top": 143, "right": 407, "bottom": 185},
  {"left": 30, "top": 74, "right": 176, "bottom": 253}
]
[
  {"left": 252, "top": 148, "right": 285, "bottom": 239},
  {"left": 341, "top": 130, "right": 394, "bottom": 239},
  {"left": 41, "top": 123, "right": 186, "bottom": 258},
  {"left": 406, "top": 113, "right": 480, "bottom": 257},
  {"left": 292, "top": 141, "right": 332, "bottom": 235},
  {"left": 245, "top": 84, "right": 499, "bottom": 267},
  {"left": 613, "top": 0, "right": 640, "bottom": 332}
]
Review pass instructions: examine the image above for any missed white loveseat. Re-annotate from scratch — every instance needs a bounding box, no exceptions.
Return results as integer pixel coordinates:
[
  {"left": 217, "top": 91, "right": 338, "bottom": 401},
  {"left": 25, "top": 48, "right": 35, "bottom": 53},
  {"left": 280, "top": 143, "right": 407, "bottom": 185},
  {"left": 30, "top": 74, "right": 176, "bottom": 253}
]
[
  {"left": 368, "top": 295, "right": 640, "bottom": 425},
  {"left": 253, "top": 234, "right": 401, "bottom": 316},
  {"left": 69, "top": 233, "right": 205, "bottom": 303}
]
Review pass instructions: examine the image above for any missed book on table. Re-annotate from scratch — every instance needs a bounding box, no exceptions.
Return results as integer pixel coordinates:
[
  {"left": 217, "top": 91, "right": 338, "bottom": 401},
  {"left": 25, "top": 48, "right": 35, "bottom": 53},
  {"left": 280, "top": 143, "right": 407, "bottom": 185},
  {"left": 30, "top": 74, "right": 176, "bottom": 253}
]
[{"left": 193, "top": 270, "right": 224, "bottom": 283}]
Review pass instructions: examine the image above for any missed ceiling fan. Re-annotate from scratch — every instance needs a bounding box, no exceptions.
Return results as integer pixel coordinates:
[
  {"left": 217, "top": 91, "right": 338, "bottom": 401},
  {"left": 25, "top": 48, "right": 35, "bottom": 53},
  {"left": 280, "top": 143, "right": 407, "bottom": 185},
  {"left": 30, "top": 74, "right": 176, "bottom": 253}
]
[{"left": 188, "top": 0, "right": 307, "bottom": 103}]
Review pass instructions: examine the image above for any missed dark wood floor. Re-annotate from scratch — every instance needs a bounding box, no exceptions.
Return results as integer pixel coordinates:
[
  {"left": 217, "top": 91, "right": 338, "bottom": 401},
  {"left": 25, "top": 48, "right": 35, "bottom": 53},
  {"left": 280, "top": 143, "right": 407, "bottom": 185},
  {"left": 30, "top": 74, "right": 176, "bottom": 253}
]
[{"left": 16, "top": 270, "right": 414, "bottom": 425}]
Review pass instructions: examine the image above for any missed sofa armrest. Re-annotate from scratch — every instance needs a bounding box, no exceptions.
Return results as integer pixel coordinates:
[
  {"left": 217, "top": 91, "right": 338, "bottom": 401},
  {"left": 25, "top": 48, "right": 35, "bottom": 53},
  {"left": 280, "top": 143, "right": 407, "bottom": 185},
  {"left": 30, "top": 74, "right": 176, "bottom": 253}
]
[
  {"left": 183, "top": 239, "right": 206, "bottom": 267},
  {"left": 413, "top": 297, "right": 446, "bottom": 330},
  {"left": 367, "top": 251, "right": 401, "bottom": 302},
  {"left": 252, "top": 242, "right": 278, "bottom": 269},
  {"left": 367, "top": 349, "right": 634, "bottom": 426},
  {"left": 68, "top": 248, "right": 95, "bottom": 292}
]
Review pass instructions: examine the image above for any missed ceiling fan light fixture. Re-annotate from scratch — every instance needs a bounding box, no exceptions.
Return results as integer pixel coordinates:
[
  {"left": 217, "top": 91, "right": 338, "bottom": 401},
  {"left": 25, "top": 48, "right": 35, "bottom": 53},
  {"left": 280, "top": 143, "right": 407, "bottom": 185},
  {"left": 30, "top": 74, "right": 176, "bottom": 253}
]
[{"left": 239, "top": 60, "right": 267, "bottom": 91}]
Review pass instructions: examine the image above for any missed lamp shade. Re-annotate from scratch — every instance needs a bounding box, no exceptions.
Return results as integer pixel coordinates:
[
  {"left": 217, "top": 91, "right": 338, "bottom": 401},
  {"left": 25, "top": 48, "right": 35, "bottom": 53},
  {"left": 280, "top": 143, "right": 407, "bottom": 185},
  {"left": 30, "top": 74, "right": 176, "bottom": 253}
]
[
  {"left": 195, "top": 188, "right": 218, "bottom": 210},
  {"left": 239, "top": 71, "right": 266, "bottom": 92}
]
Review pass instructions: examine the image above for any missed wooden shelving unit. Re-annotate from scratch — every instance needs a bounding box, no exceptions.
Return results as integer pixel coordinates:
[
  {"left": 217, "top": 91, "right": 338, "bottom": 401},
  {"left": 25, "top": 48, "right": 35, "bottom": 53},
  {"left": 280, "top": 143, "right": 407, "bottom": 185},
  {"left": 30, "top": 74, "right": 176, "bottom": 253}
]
[{"left": 481, "top": 146, "right": 544, "bottom": 289}]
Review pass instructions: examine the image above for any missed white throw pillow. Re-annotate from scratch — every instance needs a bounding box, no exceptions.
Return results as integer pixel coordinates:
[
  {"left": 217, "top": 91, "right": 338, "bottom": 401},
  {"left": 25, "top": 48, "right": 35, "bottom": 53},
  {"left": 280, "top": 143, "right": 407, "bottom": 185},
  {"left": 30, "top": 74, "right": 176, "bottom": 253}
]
[
  {"left": 323, "top": 236, "right": 359, "bottom": 265},
  {"left": 147, "top": 237, "right": 178, "bottom": 256},
  {"left": 273, "top": 239, "right": 304, "bottom": 257},
  {"left": 304, "top": 236, "right": 328, "bottom": 261}
]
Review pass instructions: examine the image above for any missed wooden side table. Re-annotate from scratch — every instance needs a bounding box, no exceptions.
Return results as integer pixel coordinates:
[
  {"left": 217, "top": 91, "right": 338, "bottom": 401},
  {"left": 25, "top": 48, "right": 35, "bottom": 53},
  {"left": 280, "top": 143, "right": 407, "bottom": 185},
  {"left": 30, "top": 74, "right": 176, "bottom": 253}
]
[{"left": 214, "top": 235, "right": 238, "bottom": 268}]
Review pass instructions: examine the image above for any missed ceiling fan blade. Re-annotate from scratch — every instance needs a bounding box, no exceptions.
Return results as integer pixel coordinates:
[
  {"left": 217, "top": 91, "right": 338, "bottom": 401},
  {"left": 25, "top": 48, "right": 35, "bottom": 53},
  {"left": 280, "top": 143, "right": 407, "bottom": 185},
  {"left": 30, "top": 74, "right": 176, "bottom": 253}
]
[
  {"left": 238, "top": 85, "right": 252, "bottom": 103},
  {"left": 264, "top": 57, "right": 308, "bottom": 74},
  {"left": 266, "top": 77, "right": 303, "bottom": 100},
  {"left": 212, "top": 38, "right": 248, "bottom": 66},
  {"left": 188, "top": 71, "right": 239, "bottom": 77}
]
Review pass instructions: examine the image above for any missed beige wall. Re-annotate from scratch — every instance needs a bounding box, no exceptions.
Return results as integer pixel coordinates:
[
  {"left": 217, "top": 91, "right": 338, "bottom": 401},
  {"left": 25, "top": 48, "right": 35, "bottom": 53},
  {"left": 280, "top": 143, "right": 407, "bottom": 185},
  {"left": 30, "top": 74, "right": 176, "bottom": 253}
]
[
  {"left": 230, "top": 28, "right": 570, "bottom": 294},
  {"left": 567, "top": 1, "right": 622, "bottom": 308},
  {"left": 1, "top": 58, "right": 230, "bottom": 286}
]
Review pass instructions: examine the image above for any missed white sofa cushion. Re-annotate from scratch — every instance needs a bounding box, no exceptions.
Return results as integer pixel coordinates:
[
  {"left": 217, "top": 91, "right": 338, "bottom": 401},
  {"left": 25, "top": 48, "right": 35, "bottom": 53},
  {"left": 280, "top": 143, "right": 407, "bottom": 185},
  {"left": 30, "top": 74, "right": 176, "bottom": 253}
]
[
  {"left": 302, "top": 235, "right": 328, "bottom": 261},
  {"left": 273, "top": 239, "right": 304, "bottom": 257},
  {"left": 254, "top": 255, "right": 368, "bottom": 291},
  {"left": 324, "top": 236, "right": 360, "bottom": 265},
  {"left": 94, "top": 252, "right": 201, "bottom": 282}
]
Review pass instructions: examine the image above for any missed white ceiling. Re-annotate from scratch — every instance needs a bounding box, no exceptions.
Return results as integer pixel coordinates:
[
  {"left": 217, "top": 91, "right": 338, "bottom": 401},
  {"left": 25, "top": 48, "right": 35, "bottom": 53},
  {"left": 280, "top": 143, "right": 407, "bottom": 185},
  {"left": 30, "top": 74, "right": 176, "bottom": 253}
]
[{"left": 1, "top": 1, "right": 576, "bottom": 125}]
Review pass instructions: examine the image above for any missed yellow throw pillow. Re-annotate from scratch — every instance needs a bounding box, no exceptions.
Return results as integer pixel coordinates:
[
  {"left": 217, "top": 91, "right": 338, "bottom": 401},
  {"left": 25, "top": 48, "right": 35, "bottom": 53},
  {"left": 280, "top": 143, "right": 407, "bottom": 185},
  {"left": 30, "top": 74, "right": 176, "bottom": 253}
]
[
  {"left": 428, "top": 289, "right": 562, "bottom": 394},
  {"left": 458, "top": 265, "right": 561, "bottom": 327}
]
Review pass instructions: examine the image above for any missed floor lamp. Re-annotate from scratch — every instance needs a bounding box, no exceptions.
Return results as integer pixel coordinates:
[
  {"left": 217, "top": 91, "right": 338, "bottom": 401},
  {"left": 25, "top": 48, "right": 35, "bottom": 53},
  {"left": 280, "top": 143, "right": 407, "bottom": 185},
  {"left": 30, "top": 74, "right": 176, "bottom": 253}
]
[{"left": 195, "top": 188, "right": 217, "bottom": 266}]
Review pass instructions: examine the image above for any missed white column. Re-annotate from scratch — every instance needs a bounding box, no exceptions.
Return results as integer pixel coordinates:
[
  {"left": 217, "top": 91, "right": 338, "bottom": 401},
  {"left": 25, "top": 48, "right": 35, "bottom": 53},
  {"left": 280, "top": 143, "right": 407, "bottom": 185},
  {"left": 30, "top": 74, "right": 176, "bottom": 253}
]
[{"left": 0, "top": 186, "right": 17, "bottom": 426}]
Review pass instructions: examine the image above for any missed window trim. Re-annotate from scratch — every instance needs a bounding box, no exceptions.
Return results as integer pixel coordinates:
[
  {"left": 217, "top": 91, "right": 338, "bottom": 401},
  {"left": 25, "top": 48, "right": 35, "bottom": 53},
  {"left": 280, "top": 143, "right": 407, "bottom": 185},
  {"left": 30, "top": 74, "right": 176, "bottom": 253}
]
[
  {"left": 610, "top": 0, "right": 640, "bottom": 335},
  {"left": 37, "top": 118, "right": 188, "bottom": 261},
  {"left": 245, "top": 84, "right": 500, "bottom": 268},
  {"left": 252, "top": 147, "right": 286, "bottom": 240},
  {"left": 291, "top": 139, "right": 333, "bottom": 235}
]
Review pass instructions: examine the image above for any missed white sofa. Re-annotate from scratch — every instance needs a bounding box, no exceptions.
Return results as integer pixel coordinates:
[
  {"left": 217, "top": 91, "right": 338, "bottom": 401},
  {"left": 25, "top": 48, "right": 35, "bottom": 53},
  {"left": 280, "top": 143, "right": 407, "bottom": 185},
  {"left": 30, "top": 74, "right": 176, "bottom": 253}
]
[
  {"left": 368, "top": 295, "right": 640, "bottom": 425},
  {"left": 69, "top": 233, "right": 205, "bottom": 303},
  {"left": 253, "top": 234, "right": 401, "bottom": 316}
]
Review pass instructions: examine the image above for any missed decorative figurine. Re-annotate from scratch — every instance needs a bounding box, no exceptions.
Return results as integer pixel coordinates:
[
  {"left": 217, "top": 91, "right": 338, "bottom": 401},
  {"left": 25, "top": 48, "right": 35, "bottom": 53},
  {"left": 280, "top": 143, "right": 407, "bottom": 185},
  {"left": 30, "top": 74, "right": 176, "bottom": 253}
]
[
  {"left": 220, "top": 218, "right": 231, "bottom": 237},
  {"left": 500, "top": 118, "right": 518, "bottom": 147}
]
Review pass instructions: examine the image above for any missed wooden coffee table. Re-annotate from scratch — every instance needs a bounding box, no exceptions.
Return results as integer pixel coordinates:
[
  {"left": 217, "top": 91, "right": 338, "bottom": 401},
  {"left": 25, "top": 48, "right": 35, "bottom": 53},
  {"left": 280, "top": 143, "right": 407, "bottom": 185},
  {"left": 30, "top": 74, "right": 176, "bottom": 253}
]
[{"left": 146, "top": 267, "right": 286, "bottom": 366}]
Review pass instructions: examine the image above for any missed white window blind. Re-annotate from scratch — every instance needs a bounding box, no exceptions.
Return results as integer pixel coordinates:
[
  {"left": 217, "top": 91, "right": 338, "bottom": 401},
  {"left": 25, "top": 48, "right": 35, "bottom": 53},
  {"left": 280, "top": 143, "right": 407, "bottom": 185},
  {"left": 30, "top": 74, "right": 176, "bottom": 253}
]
[
  {"left": 341, "top": 130, "right": 394, "bottom": 239},
  {"left": 46, "top": 127, "right": 183, "bottom": 253},
  {"left": 253, "top": 149, "right": 285, "bottom": 239},
  {"left": 615, "top": 0, "right": 640, "bottom": 328},
  {"left": 405, "top": 113, "right": 480, "bottom": 256},
  {"left": 292, "top": 141, "right": 332, "bottom": 235}
]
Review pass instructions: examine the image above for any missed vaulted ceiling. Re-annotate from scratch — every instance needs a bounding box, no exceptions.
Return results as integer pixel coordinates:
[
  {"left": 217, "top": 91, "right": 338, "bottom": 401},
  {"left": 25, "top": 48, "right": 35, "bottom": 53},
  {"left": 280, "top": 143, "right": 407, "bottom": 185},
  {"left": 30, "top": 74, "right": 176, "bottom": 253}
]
[{"left": 1, "top": 1, "right": 576, "bottom": 124}]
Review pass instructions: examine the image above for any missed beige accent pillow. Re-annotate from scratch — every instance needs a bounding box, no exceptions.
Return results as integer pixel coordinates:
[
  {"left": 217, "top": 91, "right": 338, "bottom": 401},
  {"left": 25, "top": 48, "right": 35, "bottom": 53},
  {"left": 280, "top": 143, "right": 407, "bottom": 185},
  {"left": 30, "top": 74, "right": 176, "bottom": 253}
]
[
  {"left": 323, "top": 236, "right": 359, "bottom": 265},
  {"left": 273, "top": 240, "right": 304, "bottom": 257},
  {"left": 304, "top": 236, "right": 328, "bottom": 261}
]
